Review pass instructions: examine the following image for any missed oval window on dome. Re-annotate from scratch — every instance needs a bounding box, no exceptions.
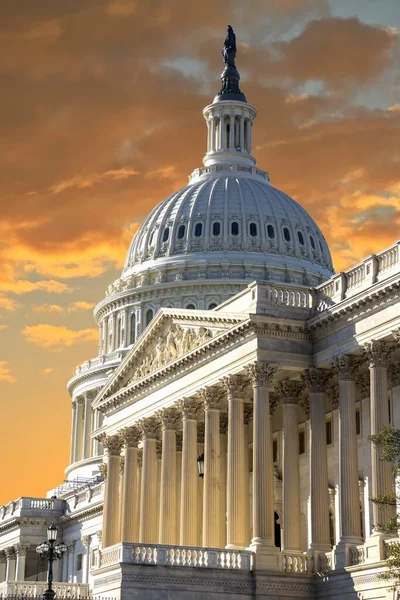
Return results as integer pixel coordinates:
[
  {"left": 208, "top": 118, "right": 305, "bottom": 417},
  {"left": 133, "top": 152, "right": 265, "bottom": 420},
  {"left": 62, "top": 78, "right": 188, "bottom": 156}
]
[
  {"left": 309, "top": 235, "right": 316, "bottom": 250},
  {"left": 177, "top": 224, "right": 185, "bottom": 239},
  {"left": 283, "top": 227, "right": 291, "bottom": 242},
  {"left": 249, "top": 222, "right": 258, "bottom": 237},
  {"left": 267, "top": 224, "right": 275, "bottom": 239},
  {"left": 194, "top": 223, "right": 203, "bottom": 237},
  {"left": 162, "top": 227, "right": 170, "bottom": 243},
  {"left": 231, "top": 221, "right": 239, "bottom": 236},
  {"left": 297, "top": 231, "right": 305, "bottom": 246},
  {"left": 212, "top": 221, "right": 221, "bottom": 237},
  {"left": 208, "top": 302, "right": 217, "bottom": 310}
]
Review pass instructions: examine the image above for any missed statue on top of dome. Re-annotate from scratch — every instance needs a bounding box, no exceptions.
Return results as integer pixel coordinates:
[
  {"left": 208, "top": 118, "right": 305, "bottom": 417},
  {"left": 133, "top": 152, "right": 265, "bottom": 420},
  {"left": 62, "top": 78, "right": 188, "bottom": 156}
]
[{"left": 222, "top": 25, "right": 237, "bottom": 68}]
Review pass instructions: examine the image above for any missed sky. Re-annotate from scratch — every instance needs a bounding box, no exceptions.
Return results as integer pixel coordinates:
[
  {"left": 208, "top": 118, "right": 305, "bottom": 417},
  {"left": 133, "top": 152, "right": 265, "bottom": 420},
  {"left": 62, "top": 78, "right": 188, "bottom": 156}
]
[{"left": 0, "top": 0, "right": 399, "bottom": 505}]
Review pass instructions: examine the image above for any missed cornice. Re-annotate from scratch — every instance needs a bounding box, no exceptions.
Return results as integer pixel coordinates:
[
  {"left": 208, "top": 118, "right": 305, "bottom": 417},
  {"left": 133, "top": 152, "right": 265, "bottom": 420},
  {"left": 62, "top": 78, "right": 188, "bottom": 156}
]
[{"left": 60, "top": 501, "right": 103, "bottom": 525}]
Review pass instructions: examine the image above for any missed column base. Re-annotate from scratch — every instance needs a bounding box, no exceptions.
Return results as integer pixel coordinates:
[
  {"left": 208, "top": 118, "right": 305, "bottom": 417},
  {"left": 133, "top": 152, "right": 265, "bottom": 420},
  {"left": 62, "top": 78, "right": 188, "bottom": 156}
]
[
  {"left": 248, "top": 543, "right": 281, "bottom": 570},
  {"left": 334, "top": 538, "right": 362, "bottom": 569},
  {"left": 309, "top": 542, "right": 332, "bottom": 553}
]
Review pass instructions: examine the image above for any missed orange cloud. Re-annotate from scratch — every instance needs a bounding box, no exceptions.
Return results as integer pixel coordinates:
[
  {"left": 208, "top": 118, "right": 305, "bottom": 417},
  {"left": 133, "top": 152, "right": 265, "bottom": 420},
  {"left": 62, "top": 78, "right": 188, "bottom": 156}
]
[
  {"left": 0, "top": 361, "right": 16, "bottom": 383},
  {"left": 39, "top": 367, "right": 54, "bottom": 374},
  {"left": 33, "top": 304, "right": 64, "bottom": 314},
  {"left": 0, "top": 295, "right": 20, "bottom": 312},
  {"left": 32, "top": 301, "right": 95, "bottom": 314},
  {"left": 22, "top": 324, "right": 98, "bottom": 350},
  {"left": 67, "top": 301, "right": 95, "bottom": 312}
]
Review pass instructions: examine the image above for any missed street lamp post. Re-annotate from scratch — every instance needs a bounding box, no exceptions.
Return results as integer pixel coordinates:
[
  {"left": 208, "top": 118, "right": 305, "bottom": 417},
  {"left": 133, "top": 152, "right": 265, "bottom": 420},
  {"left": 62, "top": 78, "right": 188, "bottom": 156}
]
[{"left": 36, "top": 524, "right": 67, "bottom": 600}]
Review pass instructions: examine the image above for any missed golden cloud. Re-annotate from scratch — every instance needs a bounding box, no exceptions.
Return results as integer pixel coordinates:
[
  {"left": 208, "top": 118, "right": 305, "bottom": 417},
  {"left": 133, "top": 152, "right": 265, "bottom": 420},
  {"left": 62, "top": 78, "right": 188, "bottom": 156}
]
[
  {"left": 32, "top": 304, "right": 64, "bottom": 314},
  {"left": 32, "top": 301, "right": 95, "bottom": 314},
  {"left": 39, "top": 367, "right": 54, "bottom": 374},
  {"left": 22, "top": 324, "right": 98, "bottom": 350},
  {"left": 0, "top": 361, "right": 16, "bottom": 383},
  {"left": 67, "top": 301, "right": 95, "bottom": 312}
]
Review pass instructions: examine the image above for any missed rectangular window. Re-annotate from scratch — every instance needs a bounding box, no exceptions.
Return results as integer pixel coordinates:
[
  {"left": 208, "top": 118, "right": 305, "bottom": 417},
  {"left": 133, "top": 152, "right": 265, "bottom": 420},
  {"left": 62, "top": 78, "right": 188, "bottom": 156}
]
[
  {"left": 299, "top": 429, "right": 306, "bottom": 455},
  {"left": 76, "top": 553, "right": 82, "bottom": 572},
  {"left": 355, "top": 407, "right": 361, "bottom": 436},
  {"left": 326, "top": 418, "right": 333, "bottom": 446},
  {"left": 273, "top": 437, "right": 278, "bottom": 463}
]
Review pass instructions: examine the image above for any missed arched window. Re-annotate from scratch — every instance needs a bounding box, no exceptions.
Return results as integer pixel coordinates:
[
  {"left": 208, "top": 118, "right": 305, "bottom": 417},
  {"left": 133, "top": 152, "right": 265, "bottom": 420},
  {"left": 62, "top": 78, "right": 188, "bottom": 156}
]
[
  {"left": 267, "top": 224, "right": 275, "bottom": 239},
  {"left": 309, "top": 235, "right": 316, "bottom": 250},
  {"left": 146, "top": 309, "right": 154, "bottom": 327},
  {"left": 177, "top": 224, "right": 185, "bottom": 239},
  {"left": 212, "top": 221, "right": 221, "bottom": 236},
  {"left": 130, "top": 313, "right": 136, "bottom": 345},
  {"left": 162, "top": 227, "right": 169, "bottom": 242},
  {"left": 283, "top": 227, "right": 291, "bottom": 242},
  {"left": 249, "top": 222, "right": 257, "bottom": 237},
  {"left": 186, "top": 303, "right": 195, "bottom": 310},
  {"left": 208, "top": 303, "right": 217, "bottom": 310},
  {"left": 194, "top": 223, "right": 203, "bottom": 237},
  {"left": 231, "top": 221, "right": 239, "bottom": 236},
  {"left": 297, "top": 231, "right": 305, "bottom": 245},
  {"left": 116, "top": 318, "right": 122, "bottom": 348}
]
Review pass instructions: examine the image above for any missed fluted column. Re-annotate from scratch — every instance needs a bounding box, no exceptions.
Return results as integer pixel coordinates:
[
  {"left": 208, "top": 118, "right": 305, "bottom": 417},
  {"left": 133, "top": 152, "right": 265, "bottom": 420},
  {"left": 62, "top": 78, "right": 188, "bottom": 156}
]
[
  {"left": 219, "top": 413, "right": 228, "bottom": 548},
  {"left": 139, "top": 417, "right": 159, "bottom": 543},
  {"left": 333, "top": 355, "right": 362, "bottom": 545},
  {"left": 82, "top": 392, "right": 95, "bottom": 459},
  {"left": 247, "top": 363, "right": 277, "bottom": 552},
  {"left": 229, "top": 114, "right": 235, "bottom": 148},
  {"left": 220, "top": 114, "right": 226, "bottom": 149},
  {"left": 120, "top": 426, "right": 141, "bottom": 542},
  {"left": 5, "top": 548, "right": 16, "bottom": 581},
  {"left": 66, "top": 542, "right": 75, "bottom": 582},
  {"left": 202, "top": 387, "right": 223, "bottom": 547},
  {"left": 75, "top": 397, "right": 84, "bottom": 461},
  {"left": 302, "top": 368, "right": 331, "bottom": 551},
  {"left": 15, "top": 545, "right": 27, "bottom": 581},
  {"left": 363, "top": 341, "right": 393, "bottom": 532},
  {"left": 280, "top": 380, "right": 303, "bottom": 552},
  {"left": 224, "top": 374, "right": 249, "bottom": 549},
  {"left": 81, "top": 536, "right": 90, "bottom": 584},
  {"left": 176, "top": 431, "right": 182, "bottom": 544},
  {"left": 179, "top": 398, "right": 199, "bottom": 546},
  {"left": 99, "top": 434, "right": 123, "bottom": 547},
  {"left": 158, "top": 408, "right": 179, "bottom": 544},
  {"left": 70, "top": 401, "right": 77, "bottom": 464},
  {"left": 0, "top": 552, "right": 6, "bottom": 582}
]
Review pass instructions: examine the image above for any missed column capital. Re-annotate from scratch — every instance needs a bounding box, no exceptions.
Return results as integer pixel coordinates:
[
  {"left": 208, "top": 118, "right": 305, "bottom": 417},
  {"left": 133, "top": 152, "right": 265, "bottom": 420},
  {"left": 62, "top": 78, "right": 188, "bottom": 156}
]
[
  {"left": 277, "top": 380, "right": 304, "bottom": 404},
  {"left": 356, "top": 372, "right": 370, "bottom": 397},
  {"left": 0, "top": 551, "right": 6, "bottom": 563},
  {"left": 301, "top": 368, "right": 330, "bottom": 393},
  {"left": 81, "top": 535, "right": 90, "bottom": 548},
  {"left": 157, "top": 407, "right": 180, "bottom": 430},
  {"left": 200, "top": 386, "right": 225, "bottom": 410},
  {"left": 84, "top": 389, "right": 98, "bottom": 403},
  {"left": 332, "top": 355, "right": 359, "bottom": 380},
  {"left": 75, "top": 395, "right": 84, "bottom": 406},
  {"left": 178, "top": 397, "right": 200, "bottom": 420},
  {"left": 14, "top": 543, "right": 29, "bottom": 556},
  {"left": 138, "top": 416, "right": 160, "bottom": 439},
  {"left": 72, "top": 400, "right": 78, "bottom": 410},
  {"left": 391, "top": 328, "right": 400, "bottom": 344},
  {"left": 389, "top": 362, "right": 400, "bottom": 387},
  {"left": 98, "top": 433, "right": 123, "bottom": 456},
  {"left": 96, "top": 530, "right": 103, "bottom": 546},
  {"left": 4, "top": 547, "right": 15, "bottom": 558},
  {"left": 223, "top": 374, "right": 248, "bottom": 398},
  {"left": 363, "top": 340, "right": 391, "bottom": 367},
  {"left": 121, "top": 425, "right": 141, "bottom": 448},
  {"left": 246, "top": 362, "right": 277, "bottom": 387}
]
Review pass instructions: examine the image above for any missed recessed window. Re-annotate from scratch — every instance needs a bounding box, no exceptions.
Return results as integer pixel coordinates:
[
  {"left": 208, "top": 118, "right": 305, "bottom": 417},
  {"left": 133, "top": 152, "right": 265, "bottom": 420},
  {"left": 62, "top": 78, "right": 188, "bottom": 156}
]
[
  {"left": 267, "top": 224, "right": 275, "bottom": 239},
  {"left": 194, "top": 223, "right": 203, "bottom": 237},
  {"left": 162, "top": 227, "right": 169, "bottom": 242},
  {"left": 76, "top": 553, "right": 82, "bottom": 572},
  {"left": 231, "top": 221, "right": 239, "bottom": 236},
  {"left": 130, "top": 313, "right": 136, "bottom": 345},
  {"left": 177, "top": 224, "right": 185, "bottom": 239},
  {"left": 355, "top": 408, "right": 361, "bottom": 436},
  {"left": 299, "top": 429, "right": 306, "bottom": 455},
  {"left": 326, "top": 419, "right": 332, "bottom": 446},
  {"left": 249, "top": 222, "right": 257, "bottom": 237},
  {"left": 297, "top": 231, "right": 305, "bottom": 246},
  {"left": 273, "top": 438, "right": 278, "bottom": 463},
  {"left": 283, "top": 227, "right": 291, "bottom": 242},
  {"left": 208, "top": 303, "right": 217, "bottom": 310},
  {"left": 146, "top": 309, "right": 154, "bottom": 327},
  {"left": 212, "top": 221, "right": 221, "bottom": 236},
  {"left": 186, "top": 304, "right": 195, "bottom": 310},
  {"left": 309, "top": 235, "right": 316, "bottom": 250}
]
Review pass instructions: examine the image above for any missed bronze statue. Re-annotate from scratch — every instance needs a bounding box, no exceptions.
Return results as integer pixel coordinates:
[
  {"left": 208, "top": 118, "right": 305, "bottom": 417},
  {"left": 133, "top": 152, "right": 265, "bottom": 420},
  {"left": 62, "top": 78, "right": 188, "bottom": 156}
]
[{"left": 222, "top": 25, "right": 237, "bottom": 68}]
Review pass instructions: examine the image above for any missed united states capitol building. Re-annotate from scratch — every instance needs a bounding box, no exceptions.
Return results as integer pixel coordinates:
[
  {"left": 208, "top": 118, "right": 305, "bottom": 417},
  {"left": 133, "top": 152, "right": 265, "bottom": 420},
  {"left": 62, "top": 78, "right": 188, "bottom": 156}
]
[{"left": 1, "top": 28, "right": 400, "bottom": 600}]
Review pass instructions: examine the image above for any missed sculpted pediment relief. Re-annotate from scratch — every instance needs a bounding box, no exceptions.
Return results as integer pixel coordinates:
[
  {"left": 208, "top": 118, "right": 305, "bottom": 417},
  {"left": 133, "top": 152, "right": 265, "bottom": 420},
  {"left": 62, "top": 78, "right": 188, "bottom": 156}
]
[{"left": 126, "top": 323, "right": 214, "bottom": 386}]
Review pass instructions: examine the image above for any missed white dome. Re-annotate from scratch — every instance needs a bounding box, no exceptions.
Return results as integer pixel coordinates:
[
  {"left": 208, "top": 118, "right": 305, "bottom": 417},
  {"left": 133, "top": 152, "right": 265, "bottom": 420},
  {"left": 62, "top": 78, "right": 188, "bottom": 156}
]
[{"left": 122, "top": 165, "right": 333, "bottom": 284}]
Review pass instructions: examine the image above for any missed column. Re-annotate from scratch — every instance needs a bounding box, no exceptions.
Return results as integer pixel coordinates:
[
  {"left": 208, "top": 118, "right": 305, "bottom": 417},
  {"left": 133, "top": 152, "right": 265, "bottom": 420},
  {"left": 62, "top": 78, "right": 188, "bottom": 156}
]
[
  {"left": 202, "top": 387, "right": 223, "bottom": 547},
  {"left": 82, "top": 392, "right": 95, "bottom": 459},
  {"left": 81, "top": 536, "right": 90, "bottom": 584},
  {"left": 139, "top": 417, "right": 159, "bottom": 543},
  {"left": 333, "top": 355, "right": 362, "bottom": 545},
  {"left": 240, "top": 116, "right": 245, "bottom": 150},
  {"left": 363, "top": 341, "right": 393, "bottom": 532},
  {"left": 179, "top": 398, "right": 199, "bottom": 546},
  {"left": 67, "top": 542, "right": 75, "bottom": 583},
  {"left": 158, "top": 408, "right": 179, "bottom": 545},
  {"left": 229, "top": 114, "right": 235, "bottom": 148},
  {"left": 99, "top": 434, "right": 123, "bottom": 547},
  {"left": 220, "top": 114, "right": 226, "bottom": 149},
  {"left": 75, "top": 397, "right": 84, "bottom": 462},
  {"left": 246, "top": 363, "right": 277, "bottom": 555},
  {"left": 136, "top": 450, "right": 142, "bottom": 538},
  {"left": 5, "top": 548, "right": 16, "bottom": 581},
  {"left": 14, "top": 545, "right": 27, "bottom": 581},
  {"left": 210, "top": 118, "right": 216, "bottom": 152},
  {"left": 302, "top": 368, "right": 331, "bottom": 552},
  {"left": 120, "top": 426, "right": 141, "bottom": 542},
  {"left": 111, "top": 312, "right": 117, "bottom": 351},
  {"left": 0, "top": 552, "right": 6, "bottom": 582},
  {"left": 176, "top": 431, "right": 182, "bottom": 544},
  {"left": 224, "top": 374, "right": 249, "bottom": 549},
  {"left": 280, "top": 380, "right": 303, "bottom": 552},
  {"left": 61, "top": 547, "right": 68, "bottom": 581},
  {"left": 219, "top": 413, "right": 228, "bottom": 548},
  {"left": 70, "top": 401, "right": 78, "bottom": 464},
  {"left": 246, "top": 119, "right": 252, "bottom": 153}
]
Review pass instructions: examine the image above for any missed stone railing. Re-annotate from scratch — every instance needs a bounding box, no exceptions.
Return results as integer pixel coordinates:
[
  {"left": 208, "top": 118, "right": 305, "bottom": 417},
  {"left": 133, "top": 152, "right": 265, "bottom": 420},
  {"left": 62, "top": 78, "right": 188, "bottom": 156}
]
[
  {"left": 188, "top": 164, "right": 270, "bottom": 182},
  {"left": 0, "top": 497, "right": 65, "bottom": 522},
  {"left": 264, "top": 285, "right": 311, "bottom": 309},
  {"left": 74, "top": 350, "right": 124, "bottom": 376},
  {"left": 99, "top": 543, "right": 253, "bottom": 571},
  {"left": 317, "top": 551, "right": 333, "bottom": 572},
  {"left": 314, "top": 240, "right": 400, "bottom": 313},
  {"left": 282, "top": 553, "right": 313, "bottom": 574},
  {"left": 349, "top": 545, "right": 365, "bottom": 566},
  {"left": 0, "top": 581, "right": 90, "bottom": 598}
]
